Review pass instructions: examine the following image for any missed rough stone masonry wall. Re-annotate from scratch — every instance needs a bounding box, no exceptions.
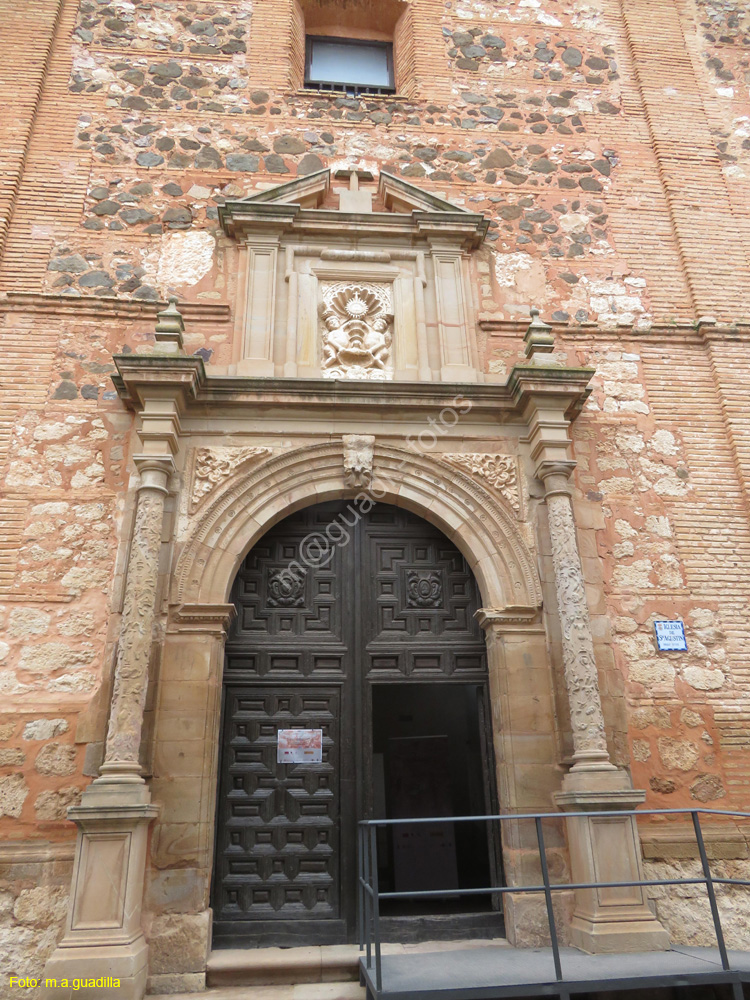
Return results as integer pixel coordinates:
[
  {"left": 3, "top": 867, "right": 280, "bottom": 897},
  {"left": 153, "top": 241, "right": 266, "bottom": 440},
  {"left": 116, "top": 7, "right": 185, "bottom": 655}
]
[{"left": 0, "top": 0, "right": 749, "bottom": 974}]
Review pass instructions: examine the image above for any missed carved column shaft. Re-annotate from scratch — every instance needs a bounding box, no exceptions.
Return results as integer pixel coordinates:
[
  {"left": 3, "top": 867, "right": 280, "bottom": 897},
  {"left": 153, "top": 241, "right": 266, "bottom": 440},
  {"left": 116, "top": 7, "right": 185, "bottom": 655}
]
[
  {"left": 101, "top": 457, "right": 173, "bottom": 781},
  {"left": 541, "top": 465, "right": 613, "bottom": 771}
]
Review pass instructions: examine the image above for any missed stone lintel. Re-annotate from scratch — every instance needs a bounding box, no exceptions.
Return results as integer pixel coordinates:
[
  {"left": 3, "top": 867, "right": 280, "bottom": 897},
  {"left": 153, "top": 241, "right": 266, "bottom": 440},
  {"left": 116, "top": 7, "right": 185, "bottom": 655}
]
[
  {"left": 167, "top": 602, "right": 237, "bottom": 635},
  {"left": 111, "top": 363, "right": 587, "bottom": 429}
]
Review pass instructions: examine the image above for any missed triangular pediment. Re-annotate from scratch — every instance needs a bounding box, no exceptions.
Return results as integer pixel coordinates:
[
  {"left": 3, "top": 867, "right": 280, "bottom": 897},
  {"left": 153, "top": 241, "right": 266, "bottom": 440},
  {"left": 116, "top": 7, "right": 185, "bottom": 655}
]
[
  {"left": 236, "top": 168, "right": 331, "bottom": 210},
  {"left": 219, "top": 169, "right": 488, "bottom": 248},
  {"left": 377, "top": 171, "right": 474, "bottom": 215},
  {"left": 232, "top": 168, "right": 475, "bottom": 216}
]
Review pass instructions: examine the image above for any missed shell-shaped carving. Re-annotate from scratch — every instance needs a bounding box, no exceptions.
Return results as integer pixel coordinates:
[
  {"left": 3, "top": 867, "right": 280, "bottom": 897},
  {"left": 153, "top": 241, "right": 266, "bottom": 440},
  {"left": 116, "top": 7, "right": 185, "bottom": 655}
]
[{"left": 325, "top": 283, "right": 391, "bottom": 323}]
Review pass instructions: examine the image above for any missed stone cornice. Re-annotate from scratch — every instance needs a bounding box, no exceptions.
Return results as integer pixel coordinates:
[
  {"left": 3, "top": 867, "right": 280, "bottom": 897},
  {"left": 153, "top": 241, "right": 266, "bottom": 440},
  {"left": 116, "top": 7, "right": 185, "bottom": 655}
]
[
  {"left": 480, "top": 316, "right": 750, "bottom": 341},
  {"left": 475, "top": 605, "right": 544, "bottom": 631},
  {"left": 112, "top": 355, "right": 594, "bottom": 425},
  {"left": 508, "top": 364, "right": 595, "bottom": 422},
  {"left": 0, "top": 291, "right": 230, "bottom": 323},
  {"left": 219, "top": 206, "right": 487, "bottom": 249},
  {"left": 167, "top": 602, "right": 236, "bottom": 635}
]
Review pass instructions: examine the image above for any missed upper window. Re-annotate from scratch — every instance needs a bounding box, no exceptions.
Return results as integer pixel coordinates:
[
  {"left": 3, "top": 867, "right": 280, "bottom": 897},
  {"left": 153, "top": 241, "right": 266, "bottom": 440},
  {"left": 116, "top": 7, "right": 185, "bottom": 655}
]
[{"left": 305, "top": 35, "right": 395, "bottom": 95}]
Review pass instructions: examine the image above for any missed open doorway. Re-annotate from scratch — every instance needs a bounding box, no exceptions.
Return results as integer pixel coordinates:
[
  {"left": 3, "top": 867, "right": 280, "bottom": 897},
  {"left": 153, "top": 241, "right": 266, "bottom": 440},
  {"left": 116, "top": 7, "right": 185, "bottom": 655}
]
[{"left": 371, "top": 683, "right": 503, "bottom": 921}]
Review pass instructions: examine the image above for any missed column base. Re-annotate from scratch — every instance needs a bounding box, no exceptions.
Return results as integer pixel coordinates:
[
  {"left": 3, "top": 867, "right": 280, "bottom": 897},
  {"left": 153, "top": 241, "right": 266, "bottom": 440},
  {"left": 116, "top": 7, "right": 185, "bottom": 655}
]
[
  {"left": 41, "top": 938, "right": 148, "bottom": 1000},
  {"left": 554, "top": 769, "right": 670, "bottom": 955},
  {"left": 569, "top": 912, "right": 670, "bottom": 955},
  {"left": 41, "top": 780, "right": 158, "bottom": 1000}
]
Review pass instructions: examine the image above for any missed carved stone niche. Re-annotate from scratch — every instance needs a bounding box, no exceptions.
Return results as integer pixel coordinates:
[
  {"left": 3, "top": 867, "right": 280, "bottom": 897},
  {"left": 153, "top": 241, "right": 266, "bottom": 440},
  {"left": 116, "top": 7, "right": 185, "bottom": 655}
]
[{"left": 219, "top": 169, "right": 489, "bottom": 382}]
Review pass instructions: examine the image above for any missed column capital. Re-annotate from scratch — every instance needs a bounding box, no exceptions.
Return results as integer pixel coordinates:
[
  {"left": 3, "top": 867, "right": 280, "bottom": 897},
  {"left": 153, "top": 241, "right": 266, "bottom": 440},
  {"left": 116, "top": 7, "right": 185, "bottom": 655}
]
[
  {"left": 536, "top": 459, "right": 577, "bottom": 496},
  {"left": 133, "top": 454, "right": 175, "bottom": 494}
]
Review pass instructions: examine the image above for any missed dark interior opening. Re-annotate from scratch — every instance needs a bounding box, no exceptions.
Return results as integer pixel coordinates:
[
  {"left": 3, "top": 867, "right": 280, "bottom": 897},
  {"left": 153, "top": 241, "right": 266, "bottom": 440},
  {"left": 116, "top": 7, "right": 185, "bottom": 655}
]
[{"left": 372, "top": 683, "right": 497, "bottom": 916}]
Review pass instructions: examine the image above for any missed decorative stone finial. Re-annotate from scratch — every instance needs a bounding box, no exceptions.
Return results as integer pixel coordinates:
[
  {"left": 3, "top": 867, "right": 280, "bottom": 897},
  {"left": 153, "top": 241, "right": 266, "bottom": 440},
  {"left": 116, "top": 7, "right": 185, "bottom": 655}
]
[
  {"left": 523, "top": 307, "right": 555, "bottom": 359},
  {"left": 153, "top": 296, "right": 185, "bottom": 354}
]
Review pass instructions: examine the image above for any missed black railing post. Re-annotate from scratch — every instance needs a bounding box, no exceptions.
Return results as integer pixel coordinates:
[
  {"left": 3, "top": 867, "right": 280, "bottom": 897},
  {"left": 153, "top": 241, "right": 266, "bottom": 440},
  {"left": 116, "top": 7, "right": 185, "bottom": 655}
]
[
  {"left": 364, "top": 822, "right": 372, "bottom": 970},
  {"left": 691, "top": 810, "right": 730, "bottom": 972},
  {"left": 357, "top": 825, "right": 365, "bottom": 951},
  {"left": 370, "top": 824, "right": 383, "bottom": 992},
  {"left": 535, "top": 816, "right": 563, "bottom": 983}
]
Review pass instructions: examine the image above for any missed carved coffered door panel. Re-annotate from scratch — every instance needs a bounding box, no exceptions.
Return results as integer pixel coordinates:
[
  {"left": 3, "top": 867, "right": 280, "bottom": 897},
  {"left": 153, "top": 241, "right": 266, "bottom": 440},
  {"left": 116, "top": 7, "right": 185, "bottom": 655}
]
[
  {"left": 361, "top": 506, "right": 488, "bottom": 680},
  {"left": 213, "top": 501, "right": 492, "bottom": 947},
  {"left": 213, "top": 688, "right": 340, "bottom": 934}
]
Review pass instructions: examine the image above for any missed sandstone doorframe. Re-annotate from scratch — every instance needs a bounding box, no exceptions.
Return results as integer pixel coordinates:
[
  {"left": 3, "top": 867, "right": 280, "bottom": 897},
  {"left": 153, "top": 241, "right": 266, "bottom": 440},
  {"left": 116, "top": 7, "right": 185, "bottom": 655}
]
[{"left": 152, "top": 440, "right": 548, "bottom": 982}]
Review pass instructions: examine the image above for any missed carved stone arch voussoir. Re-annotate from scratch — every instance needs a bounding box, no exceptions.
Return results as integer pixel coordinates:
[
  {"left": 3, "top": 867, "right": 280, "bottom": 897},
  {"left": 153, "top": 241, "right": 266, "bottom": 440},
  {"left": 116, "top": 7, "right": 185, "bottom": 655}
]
[{"left": 172, "top": 441, "right": 542, "bottom": 610}]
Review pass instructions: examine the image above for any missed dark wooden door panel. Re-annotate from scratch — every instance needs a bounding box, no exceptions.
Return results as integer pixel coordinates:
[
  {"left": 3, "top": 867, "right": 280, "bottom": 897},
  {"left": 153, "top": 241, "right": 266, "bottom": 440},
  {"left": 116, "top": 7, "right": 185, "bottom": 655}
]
[
  {"left": 214, "top": 687, "right": 340, "bottom": 924},
  {"left": 213, "top": 501, "right": 492, "bottom": 947}
]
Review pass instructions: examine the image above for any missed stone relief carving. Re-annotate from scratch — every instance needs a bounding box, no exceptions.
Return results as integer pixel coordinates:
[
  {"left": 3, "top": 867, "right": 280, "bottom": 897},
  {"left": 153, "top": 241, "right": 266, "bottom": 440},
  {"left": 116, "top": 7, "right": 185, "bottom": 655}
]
[
  {"left": 343, "top": 434, "right": 375, "bottom": 488},
  {"left": 442, "top": 454, "right": 520, "bottom": 514},
  {"left": 406, "top": 570, "right": 443, "bottom": 608},
  {"left": 319, "top": 282, "right": 394, "bottom": 381},
  {"left": 191, "top": 446, "right": 273, "bottom": 509},
  {"left": 546, "top": 492, "right": 610, "bottom": 761}
]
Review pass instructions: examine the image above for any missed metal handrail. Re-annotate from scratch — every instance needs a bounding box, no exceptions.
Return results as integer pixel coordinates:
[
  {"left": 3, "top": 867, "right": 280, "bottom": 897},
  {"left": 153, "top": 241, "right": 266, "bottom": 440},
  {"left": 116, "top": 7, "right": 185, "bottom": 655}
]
[{"left": 357, "top": 808, "right": 750, "bottom": 994}]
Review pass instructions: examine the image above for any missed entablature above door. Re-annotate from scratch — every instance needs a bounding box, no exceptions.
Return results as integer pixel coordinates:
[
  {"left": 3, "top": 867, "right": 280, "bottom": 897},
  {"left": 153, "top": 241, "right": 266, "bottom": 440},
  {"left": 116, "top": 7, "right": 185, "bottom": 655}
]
[{"left": 216, "top": 169, "right": 490, "bottom": 383}]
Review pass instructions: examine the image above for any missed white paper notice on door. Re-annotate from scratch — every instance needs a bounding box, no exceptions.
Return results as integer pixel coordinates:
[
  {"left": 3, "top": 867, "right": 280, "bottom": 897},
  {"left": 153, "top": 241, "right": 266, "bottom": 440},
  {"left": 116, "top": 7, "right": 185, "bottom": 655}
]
[{"left": 277, "top": 729, "right": 323, "bottom": 764}]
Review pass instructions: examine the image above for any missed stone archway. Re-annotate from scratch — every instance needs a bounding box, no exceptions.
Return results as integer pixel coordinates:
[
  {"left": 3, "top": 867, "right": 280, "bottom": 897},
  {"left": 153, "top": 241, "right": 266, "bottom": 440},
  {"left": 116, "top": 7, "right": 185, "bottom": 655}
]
[
  {"left": 171, "top": 441, "right": 542, "bottom": 610},
  {"left": 147, "top": 440, "right": 552, "bottom": 968}
]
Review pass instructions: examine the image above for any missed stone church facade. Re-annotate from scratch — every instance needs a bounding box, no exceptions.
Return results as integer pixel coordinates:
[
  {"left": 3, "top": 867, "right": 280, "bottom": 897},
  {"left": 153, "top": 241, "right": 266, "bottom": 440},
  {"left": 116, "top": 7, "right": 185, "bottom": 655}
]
[{"left": 0, "top": 0, "right": 749, "bottom": 996}]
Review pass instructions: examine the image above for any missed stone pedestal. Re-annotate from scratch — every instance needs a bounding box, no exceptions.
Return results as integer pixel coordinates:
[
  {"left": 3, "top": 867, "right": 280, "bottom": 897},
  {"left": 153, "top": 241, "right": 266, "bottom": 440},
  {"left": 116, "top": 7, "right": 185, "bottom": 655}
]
[
  {"left": 555, "top": 770, "right": 670, "bottom": 953},
  {"left": 42, "top": 782, "right": 159, "bottom": 999}
]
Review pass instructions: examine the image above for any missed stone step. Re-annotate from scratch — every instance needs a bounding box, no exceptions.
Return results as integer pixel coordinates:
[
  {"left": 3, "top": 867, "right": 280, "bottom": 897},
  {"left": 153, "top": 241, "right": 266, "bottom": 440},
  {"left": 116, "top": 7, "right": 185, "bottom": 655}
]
[
  {"left": 206, "top": 945, "right": 362, "bottom": 988},
  {"left": 152, "top": 985, "right": 365, "bottom": 1000},
  {"left": 205, "top": 937, "right": 509, "bottom": 988}
]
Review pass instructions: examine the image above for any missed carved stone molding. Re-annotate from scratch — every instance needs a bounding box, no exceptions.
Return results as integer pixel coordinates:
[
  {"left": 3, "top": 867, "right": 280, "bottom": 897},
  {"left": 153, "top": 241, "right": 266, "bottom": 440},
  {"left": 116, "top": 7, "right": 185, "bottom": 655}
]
[
  {"left": 442, "top": 453, "right": 520, "bottom": 514},
  {"left": 475, "top": 605, "right": 543, "bottom": 631},
  {"left": 167, "top": 602, "right": 236, "bottom": 635},
  {"left": 191, "top": 446, "right": 273, "bottom": 510},
  {"left": 343, "top": 434, "right": 375, "bottom": 488},
  {"left": 320, "top": 281, "right": 394, "bottom": 380}
]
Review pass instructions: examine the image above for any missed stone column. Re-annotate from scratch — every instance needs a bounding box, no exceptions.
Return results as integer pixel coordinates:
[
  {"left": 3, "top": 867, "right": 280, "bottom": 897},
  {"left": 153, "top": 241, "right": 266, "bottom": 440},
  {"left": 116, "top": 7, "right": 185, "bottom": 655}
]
[
  {"left": 538, "top": 461, "right": 614, "bottom": 773},
  {"left": 43, "top": 455, "right": 174, "bottom": 1000},
  {"left": 537, "top": 460, "right": 669, "bottom": 954},
  {"left": 101, "top": 456, "right": 174, "bottom": 780}
]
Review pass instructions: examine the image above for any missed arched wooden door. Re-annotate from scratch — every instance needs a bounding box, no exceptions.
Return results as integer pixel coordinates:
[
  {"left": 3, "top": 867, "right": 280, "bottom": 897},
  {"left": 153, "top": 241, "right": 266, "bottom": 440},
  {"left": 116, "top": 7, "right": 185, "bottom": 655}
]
[{"left": 212, "top": 501, "right": 499, "bottom": 947}]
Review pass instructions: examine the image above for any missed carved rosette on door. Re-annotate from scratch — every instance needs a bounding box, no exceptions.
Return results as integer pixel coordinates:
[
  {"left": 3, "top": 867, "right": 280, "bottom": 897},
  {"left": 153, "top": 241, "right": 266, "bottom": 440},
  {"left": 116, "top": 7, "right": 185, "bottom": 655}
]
[{"left": 319, "top": 282, "right": 394, "bottom": 380}]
